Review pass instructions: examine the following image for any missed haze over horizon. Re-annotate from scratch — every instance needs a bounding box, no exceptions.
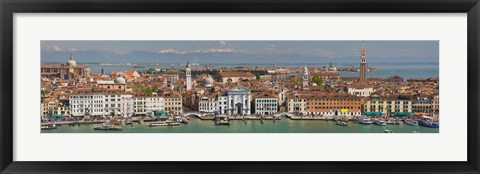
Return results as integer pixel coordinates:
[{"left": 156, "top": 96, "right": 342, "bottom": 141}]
[{"left": 41, "top": 41, "right": 439, "bottom": 64}]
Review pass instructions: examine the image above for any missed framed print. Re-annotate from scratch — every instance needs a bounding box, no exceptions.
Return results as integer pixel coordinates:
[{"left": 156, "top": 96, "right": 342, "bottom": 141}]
[{"left": 1, "top": 0, "right": 480, "bottom": 173}]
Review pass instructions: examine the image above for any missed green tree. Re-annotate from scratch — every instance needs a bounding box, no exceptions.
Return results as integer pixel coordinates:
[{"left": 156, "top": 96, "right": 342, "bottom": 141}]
[
  {"left": 142, "top": 87, "right": 156, "bottom": 94},
  {"left": 293, "top": 80, "right": 301, "bottom": 86},
  {"left": 311, "top": 75, "right": 324, "bottom": 86}
]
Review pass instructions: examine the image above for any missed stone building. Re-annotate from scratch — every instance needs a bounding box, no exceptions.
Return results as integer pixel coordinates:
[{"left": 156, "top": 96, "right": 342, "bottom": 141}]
[
  {"left": 41, "top": 54, "right": 90, "bottom": 80},
  {"left": 226, "top": 86, "right": 251, "bottom": 115}
]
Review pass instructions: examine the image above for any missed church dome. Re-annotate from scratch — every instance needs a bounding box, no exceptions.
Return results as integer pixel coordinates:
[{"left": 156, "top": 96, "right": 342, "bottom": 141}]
[
  {"left": 114, "top": 77, "right": 126, "bottom": 84},
  {"left": 204, "top": 75, "right": 214, "bottom": 87},
  {"left": 67, "top": 55, "right": 77, "bottom": 66}
]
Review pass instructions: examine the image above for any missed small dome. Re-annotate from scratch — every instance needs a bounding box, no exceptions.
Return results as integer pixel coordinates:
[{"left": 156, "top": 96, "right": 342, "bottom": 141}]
[
  {"left": 204, "top": 75, "right": 214, "bottom": 87},
  {"left": 114, "top": 77, "right": 126, "bottom": 84},
  {"left": 67, "top": 55, "right": 77, "bottom": 66}
]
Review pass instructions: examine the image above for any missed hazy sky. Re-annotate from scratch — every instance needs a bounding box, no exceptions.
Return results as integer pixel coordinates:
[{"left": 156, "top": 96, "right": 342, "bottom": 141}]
[{"left": 41, "top": 41, "right": 439, "bottom": 64}]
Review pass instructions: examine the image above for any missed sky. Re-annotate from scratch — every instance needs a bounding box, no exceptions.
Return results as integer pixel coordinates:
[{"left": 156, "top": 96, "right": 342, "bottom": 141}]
[{"left": 41, "top": 41, "right": 439, "bottom": 64}]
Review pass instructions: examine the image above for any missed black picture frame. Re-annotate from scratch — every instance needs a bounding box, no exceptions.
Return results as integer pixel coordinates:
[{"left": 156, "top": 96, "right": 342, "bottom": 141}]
[{"left": 1, "top": 0, "right": 479, "bottom": 173}]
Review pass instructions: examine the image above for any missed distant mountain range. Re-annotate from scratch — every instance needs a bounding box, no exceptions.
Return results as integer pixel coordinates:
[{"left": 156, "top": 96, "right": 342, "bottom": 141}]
[{"left": 41, "top": 49, "right": 439, "bottom": 64}]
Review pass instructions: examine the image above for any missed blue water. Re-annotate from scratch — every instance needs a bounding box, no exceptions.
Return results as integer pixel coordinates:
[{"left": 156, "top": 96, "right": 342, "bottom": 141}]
[
  {"left": 42, "top": 118, "right": 439, "bottom": 133},
  {"left": 82, "top": 62, "right": 438, "bottom": 79}
]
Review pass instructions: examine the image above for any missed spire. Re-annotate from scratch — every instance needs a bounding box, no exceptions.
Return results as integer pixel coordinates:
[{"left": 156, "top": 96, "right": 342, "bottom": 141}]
[
  {"left": 359, "top": 41, "right": 367, "bottom": 82},
  {"left": 186, "top": 60, "right": 190, "bottom": 68},
  {"left": 304, "top": 65, "right": 308, "bottom": 74},
  {"left": 361, "top": 41, "right": 366, "bottom": 57},
  {"left": 69, "top": 53, "right": 74, "bottom": 60}
]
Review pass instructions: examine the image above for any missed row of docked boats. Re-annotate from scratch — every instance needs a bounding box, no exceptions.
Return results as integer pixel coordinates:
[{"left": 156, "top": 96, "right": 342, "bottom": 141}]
[
  {"left": 91, "top": 115, "right": 189, "bottom": 130},
  {"left": 150, "top": 115, "right": 187, "bottom": 127},
  {"left": 337, "top": 116, "right": 439, "bottom": 128}
]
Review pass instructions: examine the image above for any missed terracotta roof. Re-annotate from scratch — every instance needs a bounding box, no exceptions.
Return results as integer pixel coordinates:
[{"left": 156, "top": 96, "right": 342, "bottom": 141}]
[
  {"left": 126, "top": 70, "right": 137, "bottom": 76},
  {"left": 253, "top": 92, "right": 277, "bottom": 99},
  {"left": 218, "top": 71, "right": 255, "bottom": 78}
]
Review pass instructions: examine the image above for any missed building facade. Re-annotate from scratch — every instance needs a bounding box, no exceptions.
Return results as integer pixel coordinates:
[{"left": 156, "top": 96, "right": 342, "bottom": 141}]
[
  {"left": 364, "top": 98, "right": 413, "bottom": 114},
  {"left": 287, "top": 94, "right": 307, "bottom": 113},
  {"left": 164, "top": 94, "right": 183, "bottom": 114},
  {"left": 217, "top": 96, "right": 228, "bottom": 114},
  {"left": 413, "top": 96, "right": 433, "bottom": 114},
  {"left": 226, "top": 86, "right": 251, "bottom": 115},
  {"left": 103, "top": 94, "right": 134, "bottom": 117},
  {"left": 254, "top": 94, "right": 278, "bottom": 115},
  {"left": 198, "top": 96, "right": 218, "bottom": 113},
  {"left": 69, "top": 94, "right": 106, "bottom": 117},
  {"left": 305, "top": 94, "right": 361, "bottom": 116},
  {"left": 134, "top": 93, "right": 165, "bottom": 115},
  {"left": 348, "top": 84, "right": 373, "bottom": 97}
]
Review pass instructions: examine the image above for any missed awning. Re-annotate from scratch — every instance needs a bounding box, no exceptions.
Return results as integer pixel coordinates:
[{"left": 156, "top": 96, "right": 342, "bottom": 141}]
[
  {"left": 364, "top": 111, "right": 382, "bottom": 116},
  {"left": 392, "top": 112, "right": 411, "bottom": 116},
  {"left": 156, "top": 110, "right": 165, "bottom": 115},
  {"left": 50, "top": 114, "right": 63, "bottom": 118}
]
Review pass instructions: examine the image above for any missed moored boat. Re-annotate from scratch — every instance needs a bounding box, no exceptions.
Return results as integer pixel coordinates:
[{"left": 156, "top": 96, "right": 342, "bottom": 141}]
[
  {"left": 358, "top": 116, "right": 373, "bottom": 124},
  {"left": 149, "top": 121, "right": 168, "bottom": 127},
  {"left": 404, "top": 119, "right": 418, "bottom": 126},
  {"left": 41, "top": 124, "right": 57, "bottom": 130},
  {"left": 386, "top": 119, "right": 396, "bottom": 124},
  {"left": 215, "top": 115, "right": 230, "bottom": 125},
  {"left": 167, "top": 121, "right": 180, "bottom": 126},
  {"left": 419, "top": 116, "right": 439, "bottom": 128},
  {"left": 374, "top": 119, "right": 387, "bottom": 126},
  {"left": 94, "top": 123, "right": 122, "bottom": 131},
  {"left": 150, "top": 120, "right": 180, "bottom": 127},
  {"left": 395, "top": 119, "right": 403, "bottom": 125},
  {"left": 336, "top": 121, "right": 348, "bottom": 126},
  {"left": 181, "top": 117, "right": 189, "bottom": 124}
]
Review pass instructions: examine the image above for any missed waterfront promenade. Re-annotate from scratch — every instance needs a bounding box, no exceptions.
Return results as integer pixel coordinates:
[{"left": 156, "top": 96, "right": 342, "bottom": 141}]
[{"left": 41, "top": 116, "right": 439, "bottom": 133}]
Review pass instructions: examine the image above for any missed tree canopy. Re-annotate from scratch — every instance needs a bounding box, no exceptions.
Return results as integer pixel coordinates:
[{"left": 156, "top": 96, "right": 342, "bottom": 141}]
[{"left": 311, "top": 75, "right": 324, "bottom": 86}]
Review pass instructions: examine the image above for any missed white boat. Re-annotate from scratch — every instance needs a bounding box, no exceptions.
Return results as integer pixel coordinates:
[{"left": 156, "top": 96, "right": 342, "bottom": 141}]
[
  {"left": 167, "top": 121, "right": 180, "bottom": 126},
  {"left": 336, "top": 121, "right": 348, "bottom": 126},
  {"left": 149, "top": 121, "right": 168, "bottom": 127},
  {"left": 358, "top": 117, "right": 373, "bottom": 124},
  {"left": 405, "top": 119, "right": 418, "bottom": 126},
  {"left": 94, "top": 123, "right": 122, "bottom": 131},
  {"left": 41, "top": 124, "right": 57, "bottom": 130},
  {"left": 374, "top": 119, "right": 387, "bottom": 126},
  {"left": 419, "top": 116, "right": 439, "bottom": 128}
]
